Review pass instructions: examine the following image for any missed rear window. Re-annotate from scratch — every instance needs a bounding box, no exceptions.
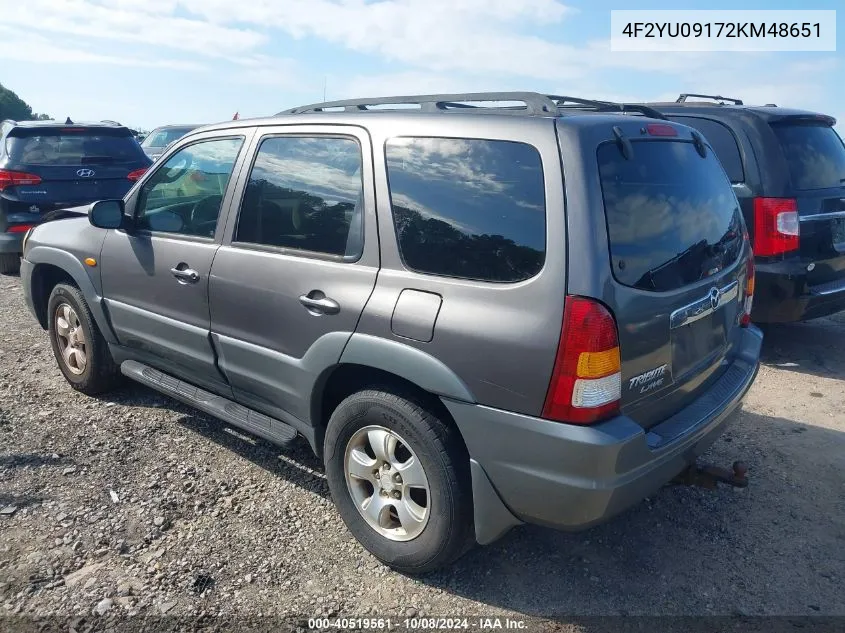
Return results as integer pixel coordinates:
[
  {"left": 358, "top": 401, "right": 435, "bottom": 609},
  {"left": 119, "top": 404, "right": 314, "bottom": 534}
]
[
  {"left": 6, "top": 129, "right": 146, "bottom": 165},
  {"left": 671, "top": 116, "right": 744, "bottom": 183},
  {"left": 598, "top": 140, "right": 744, "bottom": 292},
  {"left": 385, "top": 137, "right": 545, "bottom": 283},
  {"left": 772, "top": 124, "right": 845, "bottom": 190},
  {"left": 142, "top": 127, "right": 195, "bottom": 149}
]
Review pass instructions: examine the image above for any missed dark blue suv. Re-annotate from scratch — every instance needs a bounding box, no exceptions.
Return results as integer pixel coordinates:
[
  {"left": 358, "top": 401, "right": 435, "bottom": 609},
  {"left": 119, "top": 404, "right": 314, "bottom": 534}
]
[{"left": 0, "top": 119, "right": 151, "bottom": 273}]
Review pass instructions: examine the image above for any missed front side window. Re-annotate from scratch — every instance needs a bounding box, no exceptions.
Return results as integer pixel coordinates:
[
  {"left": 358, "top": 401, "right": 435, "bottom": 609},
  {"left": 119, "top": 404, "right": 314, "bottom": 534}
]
[
  {"left": 136, "top": 137, "right": 244, "bottom": 238},
  {"left": 385, "top": 137, "right": 546, "bottom": 282},
  {"left": 234, "top": 136, "right": 364, "bottom": 258}
]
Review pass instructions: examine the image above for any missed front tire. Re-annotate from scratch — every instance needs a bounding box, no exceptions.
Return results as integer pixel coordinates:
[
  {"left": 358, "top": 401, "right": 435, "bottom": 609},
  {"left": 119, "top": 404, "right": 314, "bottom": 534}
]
[
  {"left": 324, "top": 388, "right": 473, "bottom": 575},
  {"left": 47, "top": 283, "right": 120, "bottom": 395},
  {"left": 0, "top": 253, "right": 20, "bottom": 275}
]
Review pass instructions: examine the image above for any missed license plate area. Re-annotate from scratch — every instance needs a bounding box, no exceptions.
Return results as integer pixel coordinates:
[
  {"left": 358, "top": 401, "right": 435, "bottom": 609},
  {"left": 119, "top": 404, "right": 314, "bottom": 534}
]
[{"left": 671, "top": 313, "right": 727, "bottom": 378}]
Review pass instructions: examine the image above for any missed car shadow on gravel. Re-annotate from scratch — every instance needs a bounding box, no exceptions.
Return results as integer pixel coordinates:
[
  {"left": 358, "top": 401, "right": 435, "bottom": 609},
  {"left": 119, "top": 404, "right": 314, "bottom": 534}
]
[
  {"left": 0, "top": 453, "right": 74, "bottom": 469},
  {"left": 411, "top": 411, "right": 845, "bottom": 618},
  {"left": 759, "top": 317, "right": 844, "bottom": 381},
  {"left": 172, "top": 413, "right": 330, "bottom": 500}
]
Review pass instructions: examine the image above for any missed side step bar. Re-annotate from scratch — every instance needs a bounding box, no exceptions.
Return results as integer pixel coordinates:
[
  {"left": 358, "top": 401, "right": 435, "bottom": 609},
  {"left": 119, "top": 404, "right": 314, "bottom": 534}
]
[{"left": 120, "top": 360, "right": 297, "bottom": 447}]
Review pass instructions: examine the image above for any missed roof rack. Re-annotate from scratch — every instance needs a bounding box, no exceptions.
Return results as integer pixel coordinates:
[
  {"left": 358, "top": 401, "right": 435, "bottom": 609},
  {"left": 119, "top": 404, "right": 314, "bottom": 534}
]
[
  {"left": 549, "top": 95, "right": 668, "bottom": 120},
  {"left": 676, "top": 93, "right": 744, "bottom": 105},
  {"left": 280, "top": 91, "right": 667, "bottom": 120},
  {"left": 100, "top": 119, "right": 122, "bottom": 126}
]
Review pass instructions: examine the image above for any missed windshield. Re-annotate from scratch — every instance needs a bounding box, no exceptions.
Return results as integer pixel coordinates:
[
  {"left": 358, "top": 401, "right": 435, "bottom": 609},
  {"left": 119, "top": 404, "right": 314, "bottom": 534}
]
[
  {"left": 6, "top": 129, "right": 147, "bottom": 165},
  {"left": 142, "top": 127, "right": 196, "bottom": 149},
  {"left": 598, "top": 140, "right": 744, "bottom": 292},
  {"left": 771, "top": 124, "right": 845, "bottom": 190}
]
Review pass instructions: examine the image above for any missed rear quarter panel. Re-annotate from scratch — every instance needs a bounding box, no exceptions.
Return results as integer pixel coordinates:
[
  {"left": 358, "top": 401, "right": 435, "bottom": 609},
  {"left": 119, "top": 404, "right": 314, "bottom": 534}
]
[{"left": 353, "top": 115, "right": 567, "bottom": 417}]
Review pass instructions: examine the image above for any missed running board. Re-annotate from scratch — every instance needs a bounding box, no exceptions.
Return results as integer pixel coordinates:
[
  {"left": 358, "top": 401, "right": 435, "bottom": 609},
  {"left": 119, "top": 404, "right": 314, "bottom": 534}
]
[{"left": 120, "top": 360, "right": 297, "bottom": 447}]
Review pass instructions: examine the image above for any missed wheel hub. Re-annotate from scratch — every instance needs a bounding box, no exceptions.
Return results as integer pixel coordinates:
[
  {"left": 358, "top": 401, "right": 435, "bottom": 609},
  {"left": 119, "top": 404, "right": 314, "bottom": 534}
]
[{"left": 344, "top": 425, "right": 430, "bottom": 542}]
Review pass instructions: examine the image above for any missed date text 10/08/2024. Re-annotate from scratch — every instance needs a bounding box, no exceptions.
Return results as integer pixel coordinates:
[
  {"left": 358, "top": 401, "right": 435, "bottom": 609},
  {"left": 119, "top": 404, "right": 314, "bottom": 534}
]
[{"left": 308, "top": 617, "right": 528, "bottom": 630}]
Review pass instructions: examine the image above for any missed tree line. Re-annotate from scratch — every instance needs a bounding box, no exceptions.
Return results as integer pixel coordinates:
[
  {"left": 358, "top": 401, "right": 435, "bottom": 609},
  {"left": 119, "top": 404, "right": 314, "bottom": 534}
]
[{"left": 0, "top": 83, "right": 50, "bottom": 122}]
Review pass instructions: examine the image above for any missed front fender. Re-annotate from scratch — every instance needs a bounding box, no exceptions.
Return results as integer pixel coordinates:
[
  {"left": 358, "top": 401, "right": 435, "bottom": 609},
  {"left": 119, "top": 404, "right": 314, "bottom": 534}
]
[{"left": 25, "top": 245, "right": 118, "bottom": 344}]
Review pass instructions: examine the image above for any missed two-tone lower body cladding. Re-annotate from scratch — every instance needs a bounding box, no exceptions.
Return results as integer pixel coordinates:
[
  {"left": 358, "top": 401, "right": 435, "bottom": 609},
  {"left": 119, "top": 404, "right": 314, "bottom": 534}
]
[
  {"left": 444, "top": 325, "right": 762, "bottom": 544},
  {"left": 752, "top": 256, "right": 845, "bottom": 322}
]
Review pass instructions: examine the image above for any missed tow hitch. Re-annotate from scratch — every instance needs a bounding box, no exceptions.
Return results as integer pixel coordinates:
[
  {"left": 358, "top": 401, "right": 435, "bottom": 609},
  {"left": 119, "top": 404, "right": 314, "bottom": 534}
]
[{"left": 671, "top": 461, "right": 748, "bottom": 489}]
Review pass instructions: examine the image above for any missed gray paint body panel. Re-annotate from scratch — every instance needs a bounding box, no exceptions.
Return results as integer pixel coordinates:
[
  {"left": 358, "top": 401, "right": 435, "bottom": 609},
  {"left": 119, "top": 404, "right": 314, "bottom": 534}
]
[
  {"left": 212, "top": 331, "right": 351, "bottom": 432},
  {"left": 390, "top": 289, "right": 442, "bottom": 342}
]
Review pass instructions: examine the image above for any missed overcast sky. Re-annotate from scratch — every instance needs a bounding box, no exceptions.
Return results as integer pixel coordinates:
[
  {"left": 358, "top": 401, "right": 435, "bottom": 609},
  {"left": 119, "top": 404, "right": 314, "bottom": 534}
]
[{"left": 0, "top": 0, "right": 841, "bottom": 133}]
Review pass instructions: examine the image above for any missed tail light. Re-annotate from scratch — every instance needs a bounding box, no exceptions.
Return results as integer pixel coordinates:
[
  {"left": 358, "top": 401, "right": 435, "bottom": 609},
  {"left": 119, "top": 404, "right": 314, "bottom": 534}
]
[
  {"left": 6, "top": 224, "right": 34, "bottom": 233},
  {"left": 741, "top": 255, "right": 755, "bottom": 327},
  {"left": 645, "top": 123, "right": 678, "bottom": 137},
  {"left": 127, "top": 168, "right": 148, "bottom": 182},
  {"left": 753, "top": 197, "right": 799, "bottom": 256},
  {"left": 0, "top": 169, "right": 42, "bottom": 191},
  {"left": 542, "top": 296, "right": 622, "bottom": 425}
]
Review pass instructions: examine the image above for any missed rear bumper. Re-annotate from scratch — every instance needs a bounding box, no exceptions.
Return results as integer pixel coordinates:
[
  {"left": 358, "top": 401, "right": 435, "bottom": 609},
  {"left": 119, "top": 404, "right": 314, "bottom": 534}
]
[
  {"left": 753, "top": 264, "right": 845, "bottom": 322},
  {"left": 445, "top": 325, "right": 763, "bottom": 544},
  {"left": 0, "top": 231, "right": 24, "bottom": 254}
]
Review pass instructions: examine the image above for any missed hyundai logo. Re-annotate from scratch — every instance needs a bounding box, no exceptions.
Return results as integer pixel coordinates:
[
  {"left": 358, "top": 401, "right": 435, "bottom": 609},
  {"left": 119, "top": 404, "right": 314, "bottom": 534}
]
[
  {"left": 76, "top": 169, "right": 96, "bottom": 178},
  {"left": 709, "top": 287, "right": 722, "bottom": 310}
]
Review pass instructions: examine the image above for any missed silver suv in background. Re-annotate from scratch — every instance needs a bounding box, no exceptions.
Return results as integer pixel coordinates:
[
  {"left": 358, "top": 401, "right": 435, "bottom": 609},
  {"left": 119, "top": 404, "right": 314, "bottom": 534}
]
[
  {"left": 20, "top": 93, "right": 762, "bottom": 574},
  {"left": 140, "top": 124, "right": 202, "bottom": 161}
]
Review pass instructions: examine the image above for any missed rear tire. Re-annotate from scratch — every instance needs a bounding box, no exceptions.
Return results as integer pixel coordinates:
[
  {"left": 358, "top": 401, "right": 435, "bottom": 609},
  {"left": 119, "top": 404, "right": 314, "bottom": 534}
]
[
  {"left": 324, "top": 388, "right": 474, "bottom": 575},
  {"left": 47, "top": 283, "right": 121, "bottom": 395},
  {"left": 0, "top": 253, "right": 20, "bottom": 275}
]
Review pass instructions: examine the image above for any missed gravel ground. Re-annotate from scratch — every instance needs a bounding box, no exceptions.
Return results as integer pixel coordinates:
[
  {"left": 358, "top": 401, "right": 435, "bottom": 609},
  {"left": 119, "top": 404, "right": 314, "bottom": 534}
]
[{"left": 1, "top": 271, "right": 844, "bottom": 629}]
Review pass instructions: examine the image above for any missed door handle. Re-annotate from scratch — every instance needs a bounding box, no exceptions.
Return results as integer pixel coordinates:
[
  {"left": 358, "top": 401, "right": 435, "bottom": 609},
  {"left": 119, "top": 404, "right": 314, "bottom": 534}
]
[
  {"left": 170, "top": 266, "right": 200, "bottom": 284},
  {"left": 299, "top": 294, "right": 340, "bottom": 315}
]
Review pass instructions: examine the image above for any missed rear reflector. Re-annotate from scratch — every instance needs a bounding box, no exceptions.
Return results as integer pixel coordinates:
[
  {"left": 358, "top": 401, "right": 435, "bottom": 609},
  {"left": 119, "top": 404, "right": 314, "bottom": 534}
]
[
  {"left": 0, "top": 169, "right": 42, "bottom": 191},
  {"left": 753, "top": 197, "right": 799, "bottom": 256},
  {"left": 127, "top": 168, "right": 148, "bottom": 182},
  {"left": 741, "top": 255, "right": 755, "bottom": 327},
  {"left": 6, "top": 224, "right": 34, "bottom": 233},
  {"left": 646, "top": 123, "right": 678, "bottom": 137},
  {"left": 542, "top": 296, "right": 622, "bottom": 425}
]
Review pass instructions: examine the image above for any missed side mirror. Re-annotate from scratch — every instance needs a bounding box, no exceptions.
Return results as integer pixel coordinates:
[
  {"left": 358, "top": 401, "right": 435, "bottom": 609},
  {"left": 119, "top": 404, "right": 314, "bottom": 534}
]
[{"left": 88, "top": 200, "right": 125, "bottom": 229}]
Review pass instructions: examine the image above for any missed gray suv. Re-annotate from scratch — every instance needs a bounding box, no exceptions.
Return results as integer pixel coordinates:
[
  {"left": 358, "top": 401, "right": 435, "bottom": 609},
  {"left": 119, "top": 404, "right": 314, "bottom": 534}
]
[{"left": 20, "top": 93, "right": 762, "bottom": 574}]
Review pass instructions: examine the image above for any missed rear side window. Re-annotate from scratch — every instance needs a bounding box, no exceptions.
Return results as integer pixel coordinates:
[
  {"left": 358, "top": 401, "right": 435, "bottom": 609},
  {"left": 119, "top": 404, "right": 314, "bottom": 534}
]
[
  {"left": 771, "top": 124, "right": 845, "bottom": 190},
  {"left": 6, "top": 129, "right": 146, "bottom": 165},
  {"left": 598, "top": 140, "right": 744, "bottom": 292},
  {"left": 671, "top": 116, "right": 744, "bottom": 183},
  {"left": 385, "top": 137, "right": 545, "bottom": 282}
]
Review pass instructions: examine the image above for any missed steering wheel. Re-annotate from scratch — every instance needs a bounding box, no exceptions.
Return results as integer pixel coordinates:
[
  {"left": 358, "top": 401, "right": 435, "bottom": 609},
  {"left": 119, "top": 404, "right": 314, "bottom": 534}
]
[{"left": 190, "top": 195, "right": 222, "bottom": 237}]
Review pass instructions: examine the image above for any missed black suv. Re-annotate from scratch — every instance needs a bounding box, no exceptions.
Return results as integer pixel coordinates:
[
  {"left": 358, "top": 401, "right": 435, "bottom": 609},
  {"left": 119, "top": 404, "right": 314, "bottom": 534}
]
[
  {"left": 0, "top": 119, "right": 152, "bottom": 273},
  {"left": 643, "top": 94, "right": 845, "bottom": 323}
]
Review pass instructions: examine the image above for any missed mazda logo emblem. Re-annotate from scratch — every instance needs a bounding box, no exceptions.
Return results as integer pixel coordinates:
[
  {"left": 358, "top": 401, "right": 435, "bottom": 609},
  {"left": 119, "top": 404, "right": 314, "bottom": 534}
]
[
  {"left": 76, "top": 169, "right": 95, "bottom": 178},
  {"left": 709, "top": 287, "right": 722, "bottom": 310}
]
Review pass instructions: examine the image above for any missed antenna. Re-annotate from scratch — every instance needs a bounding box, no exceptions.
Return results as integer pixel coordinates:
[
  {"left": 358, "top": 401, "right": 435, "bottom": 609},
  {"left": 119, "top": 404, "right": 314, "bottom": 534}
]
[{"left": 323, "top": 77, "right": 327, "bottom": 102}]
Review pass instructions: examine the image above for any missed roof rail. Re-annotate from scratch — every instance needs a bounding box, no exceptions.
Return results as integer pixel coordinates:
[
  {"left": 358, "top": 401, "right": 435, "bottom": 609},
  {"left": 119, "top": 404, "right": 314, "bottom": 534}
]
[
  {"left": 100, "top": 119, "right": 122, "bottom": 126},
  {"left": 280, "top": 92, "right": 560, "bottom": 116},
  {"left": 676, "top": 93, "right": 744, "bottom": 105},
  {"left": 549, "top": 95, "right": 668, "bottom": 120},
  {"left": 280, "top": 91, "right": 667, "bottom": 119}
]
